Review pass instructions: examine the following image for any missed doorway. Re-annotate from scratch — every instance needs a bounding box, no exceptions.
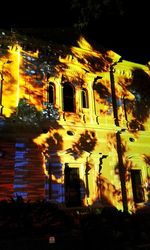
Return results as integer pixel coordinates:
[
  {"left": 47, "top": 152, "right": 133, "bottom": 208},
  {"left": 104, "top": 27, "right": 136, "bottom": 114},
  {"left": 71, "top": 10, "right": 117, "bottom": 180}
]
[{"left": 65, "top": 166, "right": 81, "bottom": 207}]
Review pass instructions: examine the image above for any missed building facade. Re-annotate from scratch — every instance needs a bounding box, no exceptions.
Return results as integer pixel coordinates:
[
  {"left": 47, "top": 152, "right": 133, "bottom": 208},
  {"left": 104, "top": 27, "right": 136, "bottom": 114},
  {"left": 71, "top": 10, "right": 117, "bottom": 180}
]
[{"left": 0, "top": 33, "right": 150, "bottom": 213}]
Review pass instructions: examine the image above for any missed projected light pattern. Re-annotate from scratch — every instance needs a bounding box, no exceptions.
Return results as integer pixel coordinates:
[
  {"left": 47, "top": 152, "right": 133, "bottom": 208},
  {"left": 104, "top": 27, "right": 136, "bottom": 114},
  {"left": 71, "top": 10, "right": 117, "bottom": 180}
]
[
  {"left": 0, "top": 33, "right": 150, "bottom": 212},
  {"left": 13, "top": 142, "right": 28, "bottom": 199}
]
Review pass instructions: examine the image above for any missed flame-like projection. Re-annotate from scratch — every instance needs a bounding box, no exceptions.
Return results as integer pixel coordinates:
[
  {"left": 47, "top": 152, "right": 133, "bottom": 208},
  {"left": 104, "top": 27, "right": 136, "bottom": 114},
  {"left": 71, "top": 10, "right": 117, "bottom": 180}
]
[{"left": 0, "top": 31, "right": 150, "bottom": 212}]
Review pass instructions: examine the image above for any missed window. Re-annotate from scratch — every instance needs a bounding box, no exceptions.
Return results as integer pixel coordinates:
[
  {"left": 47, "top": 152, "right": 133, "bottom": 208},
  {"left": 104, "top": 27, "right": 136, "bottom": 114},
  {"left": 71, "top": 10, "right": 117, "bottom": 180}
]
[
  {"left": 63, "top": 82, "right": 75, "bottom": 112},
  {"left": 81, "top": 88, "right": 89, "bottom": 108},
  {"left": 130, "top": 169, "right": 145, "bottom": 203},
  {"left": 48, "top": 82, "right": 55, "bottom": 104}
]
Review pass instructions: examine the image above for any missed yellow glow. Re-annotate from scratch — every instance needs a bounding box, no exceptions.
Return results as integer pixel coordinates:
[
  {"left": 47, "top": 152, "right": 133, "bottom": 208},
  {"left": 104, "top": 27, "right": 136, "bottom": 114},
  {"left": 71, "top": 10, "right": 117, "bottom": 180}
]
[
  {"left": 1, "top": 45, "right": 44, "bottom": 117},
  {"left": 0, "top": 35, "right": 150, "bottom": 212}
]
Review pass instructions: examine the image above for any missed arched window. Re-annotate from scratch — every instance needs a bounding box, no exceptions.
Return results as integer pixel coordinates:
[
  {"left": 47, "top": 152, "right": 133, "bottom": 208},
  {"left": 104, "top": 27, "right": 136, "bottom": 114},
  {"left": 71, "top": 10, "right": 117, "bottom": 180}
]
[
  {"left": 63, "top": 82, "right": 75, "bottom": 112},
  {"left": 81, "top": 88, "right": 89, "bottom": 108},
  {"left": 48, "top": 82, "right": 55, "bottom": 104}
]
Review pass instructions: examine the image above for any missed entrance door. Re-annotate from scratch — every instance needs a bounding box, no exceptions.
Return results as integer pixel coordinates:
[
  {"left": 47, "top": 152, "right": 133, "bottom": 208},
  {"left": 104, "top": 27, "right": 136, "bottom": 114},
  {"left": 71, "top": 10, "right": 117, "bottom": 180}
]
[
  {"left": 65, "top": 166, "right": 81, "bottom": 207},
  {"left": 131, "top": 169, "right": 145, "bottom": 203}
]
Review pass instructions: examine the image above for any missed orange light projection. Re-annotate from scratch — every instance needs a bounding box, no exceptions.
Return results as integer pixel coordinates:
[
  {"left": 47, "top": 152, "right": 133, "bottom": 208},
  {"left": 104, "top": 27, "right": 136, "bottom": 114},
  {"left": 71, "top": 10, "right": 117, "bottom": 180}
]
[
  {"left": 0, "top": 34, "right": 150, "bottom": 212},
  {"left": 0, "top": 44, "right": 45, "bottom": 118}
]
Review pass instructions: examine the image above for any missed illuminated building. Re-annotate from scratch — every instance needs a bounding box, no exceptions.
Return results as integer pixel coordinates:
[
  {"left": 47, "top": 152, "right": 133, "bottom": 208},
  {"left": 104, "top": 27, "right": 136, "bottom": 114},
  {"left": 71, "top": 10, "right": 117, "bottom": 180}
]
[{"left": 0, "top": 31, "right": 150, "bottom": 213}]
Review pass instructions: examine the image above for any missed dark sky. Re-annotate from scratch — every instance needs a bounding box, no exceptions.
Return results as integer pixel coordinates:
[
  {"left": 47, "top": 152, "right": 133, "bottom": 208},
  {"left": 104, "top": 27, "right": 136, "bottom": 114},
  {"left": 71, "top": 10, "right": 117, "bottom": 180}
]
[{"left": 1, "top": 0, "right": 150, "bottom": 65}]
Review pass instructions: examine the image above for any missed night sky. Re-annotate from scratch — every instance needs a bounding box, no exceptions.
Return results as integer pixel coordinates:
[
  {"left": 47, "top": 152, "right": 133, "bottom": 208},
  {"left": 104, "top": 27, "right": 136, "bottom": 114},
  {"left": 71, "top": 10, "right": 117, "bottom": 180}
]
[{"left": 0, "top": 0, "right": 149, "bottom": 65}]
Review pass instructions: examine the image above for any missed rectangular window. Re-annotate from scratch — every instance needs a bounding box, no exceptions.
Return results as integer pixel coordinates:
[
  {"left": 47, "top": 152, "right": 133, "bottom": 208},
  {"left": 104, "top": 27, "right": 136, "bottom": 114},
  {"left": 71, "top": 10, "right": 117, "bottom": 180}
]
[
  {"left": 131, "top": 169, "right": 145, "bottom": 203},
  {"left": 81, "top": 89, "right": 89, "bottom": 108},
  {"left": 48, "top": 83, "right": 54, "bottom": 104}
]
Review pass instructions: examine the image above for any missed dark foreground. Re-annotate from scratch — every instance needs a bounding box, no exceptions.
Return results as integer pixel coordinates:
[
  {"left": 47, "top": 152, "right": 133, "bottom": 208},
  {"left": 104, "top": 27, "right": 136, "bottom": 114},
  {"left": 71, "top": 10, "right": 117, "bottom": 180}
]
[{"left": 0, "top": 198, "right": 150, "bottom": 250}]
